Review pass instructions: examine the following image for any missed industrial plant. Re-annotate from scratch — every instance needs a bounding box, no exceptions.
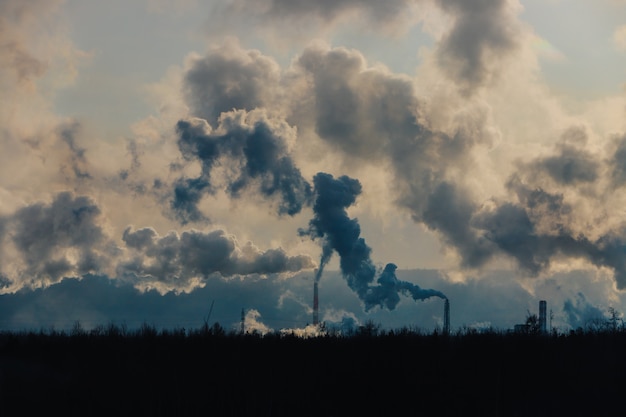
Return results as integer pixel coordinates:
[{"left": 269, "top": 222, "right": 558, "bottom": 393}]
[{"left": 513, "top": 300, "right": 549, "bottom": 334}]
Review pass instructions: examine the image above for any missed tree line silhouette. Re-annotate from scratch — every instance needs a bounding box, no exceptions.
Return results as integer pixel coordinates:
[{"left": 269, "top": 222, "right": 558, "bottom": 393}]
[{"left": 0, "top": 320, "right": 625, "bottom": 416}]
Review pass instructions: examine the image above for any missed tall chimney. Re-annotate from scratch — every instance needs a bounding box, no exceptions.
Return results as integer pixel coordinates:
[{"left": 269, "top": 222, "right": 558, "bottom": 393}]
[
  {"left": 539, "top": 300, "right": 547, "bottom": 334},
  {"left": 313, "top": 280, "right": 319, "bottom": 326},
  {"left": 443, "top": 298, "right": 450, "bottom": 335}
]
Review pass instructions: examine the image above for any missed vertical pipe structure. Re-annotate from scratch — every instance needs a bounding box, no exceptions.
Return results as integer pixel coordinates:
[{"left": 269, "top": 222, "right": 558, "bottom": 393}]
[
  {"left": 443, "top": 298, "right": 450, "bottom": 335},
  {"left": 539, "top": 300, "right": 547, "bottom": 334},
  {"left": 313, "top": 280, "right": 319, "bottom": 326}
]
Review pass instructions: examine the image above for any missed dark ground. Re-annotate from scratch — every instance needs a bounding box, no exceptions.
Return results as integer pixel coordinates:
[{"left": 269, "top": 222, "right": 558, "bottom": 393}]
[{"left": 0, "top": 325, "right": 624, "bottom": 416}]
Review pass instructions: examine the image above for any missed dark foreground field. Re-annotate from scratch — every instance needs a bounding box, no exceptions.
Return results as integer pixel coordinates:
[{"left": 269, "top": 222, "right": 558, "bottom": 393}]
[{"left": 0, "top": 324, "right": 624, "bottom": 417}]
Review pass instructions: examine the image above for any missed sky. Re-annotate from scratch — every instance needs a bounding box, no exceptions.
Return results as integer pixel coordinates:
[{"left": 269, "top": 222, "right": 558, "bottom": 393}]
[{"left": 1, "top": 0, "right": 626, "bottom": 334}]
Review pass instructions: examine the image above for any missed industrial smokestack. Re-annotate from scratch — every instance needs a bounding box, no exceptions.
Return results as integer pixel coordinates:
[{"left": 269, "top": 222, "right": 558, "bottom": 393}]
[
  {"left": 443, "top": 298, "right": 450, "bottom": 335},
  {"left": 539, "top": 300, "right": 547, "bottom": 334}
]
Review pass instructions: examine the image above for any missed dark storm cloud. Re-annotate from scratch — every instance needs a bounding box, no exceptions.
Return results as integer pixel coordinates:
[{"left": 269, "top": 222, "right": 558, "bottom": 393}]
[
  {"left": 0, "top": 192, "right": 114, "bottom": 286},
  {"left": 183, "top": 45, "right": 280, "bottom": 124},
  {"left": 118, "top": 227, "right": 314, "bottom": 289},
  {"left": 171, "top": 111, "right": 312, "bottom": 223},
  {"left": 434, "top": 0, "right": 521, "bottom": 92},
  {"left": 301, "top": 172, "right": 445, "bottom": 311}
]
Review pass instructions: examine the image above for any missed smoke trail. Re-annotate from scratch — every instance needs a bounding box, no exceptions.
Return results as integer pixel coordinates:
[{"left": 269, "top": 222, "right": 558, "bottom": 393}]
[{"left": 301, "top": 172, "right": 446, "bottom": 311}]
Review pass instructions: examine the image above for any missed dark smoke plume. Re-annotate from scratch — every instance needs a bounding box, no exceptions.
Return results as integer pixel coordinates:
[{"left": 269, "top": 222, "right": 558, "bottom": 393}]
[
  {"left": 118, "top": 227, "right": 315, "bottom": 292},
  {"left": 301, "top": 172, "right": 446, "bottom": 311},
  {"left": 171, "top": 111, "right": 312, "bottom": 223},
  {"left": 0, "top": 192, "right": 114, "bottom": 287}
]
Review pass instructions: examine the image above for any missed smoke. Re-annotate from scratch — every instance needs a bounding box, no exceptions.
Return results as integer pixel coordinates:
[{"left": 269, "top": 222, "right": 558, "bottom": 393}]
[
  {"left": 301, "top": 172, "right": 446, "bottom": 311},
  {"left": 182, "top": 42, "right": 281, "bottom": 125},
  {"left": 206, "top": 0, "right": 523, "bottom": 93},
  {"left": 0, "top": 192, "right": 116, "bottom": 291},
  {"left": 57, "top": 121, "right": 92, "bottom": 181},
  {"left": 119, "top": 226, "right": 315, "bottom": 294},
  {"left": 433, "top": 0, "right": 522, "bottom": 93},
  {"left": 243, "top": 308, "right": 273, "bottom": 335},
  {"left": 563, "top": 292, "right": 608, "bottom": 330},
  {"left": 171, "top": 110, "right": 312, "bottom": 224}
]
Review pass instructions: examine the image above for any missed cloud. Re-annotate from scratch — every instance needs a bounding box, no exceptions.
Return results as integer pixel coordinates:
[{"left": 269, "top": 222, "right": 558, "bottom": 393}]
[
  {"left": 118, "top": 226, "right": 315, "bottom": 294},
  {"left": 172, "top": 41, "right": 611, "bottom": 291},
  {"left": 434, "top": 0, "right": 523, "bottom": 93},
  {"left": 205, "top": 0, "right": 524, "bottom": 94},
  {"left": 613, "top": 24, "right": 626, "bottom": 51},
  {"left": 0, "top": 192, "right": 116, "bottom": 291},
  {"left": 182, "top": 40, "right": 282, "bottom": 124},
  {"left": 170, "top": 109, "right": 312, "bottom": 223}
]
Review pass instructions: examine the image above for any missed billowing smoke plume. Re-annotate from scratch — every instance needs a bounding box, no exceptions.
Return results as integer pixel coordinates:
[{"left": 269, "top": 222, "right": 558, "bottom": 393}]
[
  {"left": 118, "top": 226, "right": 315, "bottom": 294},
  {"left": 183, "top": 43, "right": 281, "bottom": 125},
  {"left": 434, "top": 0, "right": 522, "bottom": 93},
  {"left": 301, "top": 172, "right": 446, "bottom": 311},
  {"left": 172, "top": 110, "right": 312, "bottom": 224},
  {"left": 207, "top": 0, "right": 522, "bottom": 93},
  {"left": 0, "top": 192, "right": 116, "bottom": 292}
]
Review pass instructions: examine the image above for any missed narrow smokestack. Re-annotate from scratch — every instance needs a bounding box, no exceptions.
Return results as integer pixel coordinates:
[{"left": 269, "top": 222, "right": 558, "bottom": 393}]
[
  {"left": 313, "top": 280, "right": 319, "bottom": 326},
  {"left": 539, "top": 300, "right": 547, "bottom": 334},
  {"left": 443, "top": 298, "right": 450, "bottom": 335}
]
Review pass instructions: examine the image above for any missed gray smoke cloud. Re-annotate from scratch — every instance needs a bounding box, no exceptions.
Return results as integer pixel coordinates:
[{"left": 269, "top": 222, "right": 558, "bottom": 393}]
[
  {"left": 0, "top": 192, "right": 114, "bottom": 288},
  {"left": 301, "top": 172, "right": 446, "bottom": 311},
  {"left": 183, "top": 44, "right": 281, "bottom": 124},
  {"left": 295, "top": 45, "right": 492, "bottom": 269},
  {"left": 293, "top": 43, "right": 626, "bottom": 288},
  {"left": 434, "top": 0, "right": 522, "bottom": 93},
  {"left": 177, "top": 40, "right": 626, "bottom": 293},
  {"left": 171, "top": 110, "right": 312, "bottom": 224},
  {"left": 207, "top": 0, "right": 521, "bottom": 93},
  {"left": 522, "top": 127, "right": 600, "bottom": 186},
  {"left": 119, "top": 226, "right": 315, "bottom": 292}
]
